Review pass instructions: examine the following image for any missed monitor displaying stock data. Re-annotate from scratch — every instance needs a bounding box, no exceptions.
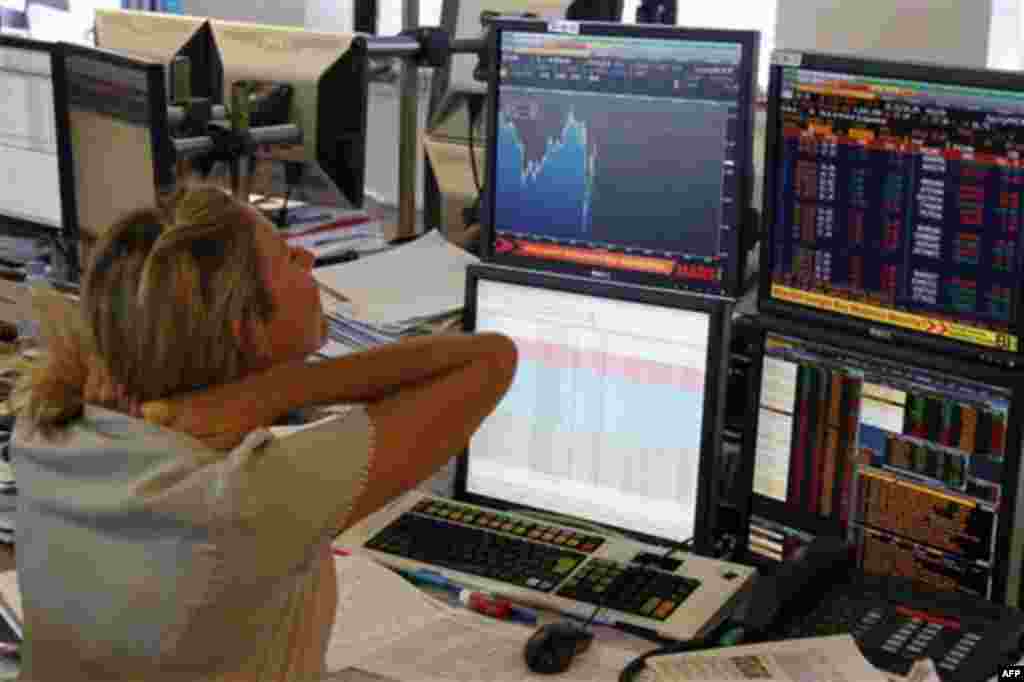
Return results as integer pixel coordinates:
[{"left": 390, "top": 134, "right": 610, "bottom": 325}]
[
  {"left": 458, "top": 265, "right": 731, "bottom": 553},
  {"left": 483, "top": 20, "right": 759, "bottom": 296},
  {"left": 746, "top": 321, "right": 1024, "bottom": 603},
  {"left": 762, "top": 51, "right": 1024, "bottom": 363}
]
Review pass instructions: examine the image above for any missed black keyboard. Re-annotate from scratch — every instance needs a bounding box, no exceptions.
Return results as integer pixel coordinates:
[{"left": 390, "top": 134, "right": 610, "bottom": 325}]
[
  {"left": 557, "top": 558, "right": 700, "bottom": 621},
  {"left": 783, "top": 573, "right": 1024, "bottom": 681},
  {"left": 366, "top": 512, "right": 585, "bottom": 591},
  {"left": 364, "top": 500, "right": 701, "bottom": 622}
]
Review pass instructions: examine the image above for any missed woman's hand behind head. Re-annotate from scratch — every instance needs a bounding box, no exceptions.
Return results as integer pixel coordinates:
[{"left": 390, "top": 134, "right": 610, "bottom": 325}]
[{"left": 140, "top": 379, "right": 274, "bottom": 451}]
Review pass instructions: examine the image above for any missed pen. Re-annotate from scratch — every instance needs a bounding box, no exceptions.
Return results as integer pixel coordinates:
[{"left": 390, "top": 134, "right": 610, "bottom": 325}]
[
  {"left": 394, "top": 567, "right": 462, "bottom": 592},
  {"left": 459, "top": 590, "right": 538, "bottom": 626},
  {"left": 392, "top": 568, "right": 539, "bottom": 625}
]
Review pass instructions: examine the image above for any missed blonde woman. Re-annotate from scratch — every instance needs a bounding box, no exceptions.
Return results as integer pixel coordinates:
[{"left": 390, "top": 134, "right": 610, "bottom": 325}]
[{"left": 11, "top": 185, "right": 517, "bottom": 681}]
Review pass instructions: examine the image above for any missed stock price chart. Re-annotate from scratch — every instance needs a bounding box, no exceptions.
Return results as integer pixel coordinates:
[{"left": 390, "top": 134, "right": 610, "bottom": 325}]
[{"left": 494, "top": 89, "right": 728, "bottom": 257}]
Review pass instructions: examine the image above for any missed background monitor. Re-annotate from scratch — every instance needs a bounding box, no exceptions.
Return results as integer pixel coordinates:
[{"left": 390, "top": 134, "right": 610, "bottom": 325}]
[
  {"left": 760, "top": 50, "right": 1024, "bottom": 367},
  {"left": 0, "top": 34, "right": 70, "bottom": 238},
  {"left": 210, "top": 19, "right": 368, "bottom": 208},
  {"left": 56, "top": 42, "right": 174, "bottom": 256},
  {"left": 94, "top": 9, "right": 224, "bottom": 105},
  {"left": 740, "top": 315, "right": 1024, "bottom": 606},
  {"left": 457, "top": 264, "right": 732, "bottom": 555},
  {"left": 481, "top": 19, "right": 760, "bottom": 296}
]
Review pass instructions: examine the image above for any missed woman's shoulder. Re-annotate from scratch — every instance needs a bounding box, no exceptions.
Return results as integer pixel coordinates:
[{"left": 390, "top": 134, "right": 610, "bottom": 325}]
[{"left": 11, "top": 405, "right": 232, "bottom": 493}]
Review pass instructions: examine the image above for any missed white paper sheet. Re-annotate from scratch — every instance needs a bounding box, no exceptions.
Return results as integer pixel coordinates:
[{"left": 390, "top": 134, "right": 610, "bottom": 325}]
[
  {"left": 353, "top": 609, "right": 638, "bottom": 682},
  {"left": 317, "top": 339, "right": 360, "bottom": 359},
  {"left": 328, "top": 553, "right": 640, "bottom": 681},
  {"left": 327, "top": 553, "right": 454, "bottom": 671},
  {"left": 647, "top": 635, "right": 889, "bottom": 682},
  {"left": 313, "top": 231, "right": 479, "bottom": 327},
  {"left": 0, "top": 571, "right": 20, "bottom": 627}
]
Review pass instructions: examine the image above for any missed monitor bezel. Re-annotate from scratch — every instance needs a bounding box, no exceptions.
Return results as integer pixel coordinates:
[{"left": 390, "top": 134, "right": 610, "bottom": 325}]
[
  {"left": 480, "top": 18, "right": 760, "bottom": 298},
  {"left": 758, "top": 50, "right": 1024, "bottom": 368},
  {"left": 737, "top": 312, "right": 1024, "bottom": 603},
  {"left": 456, "top": 262, "right": 733, "bottom": 556},
  {"left": 55, "top": 42, "right": 175, "bottom": 254},
  {"left": 0, "top": 34, "right": 73, "bottom": 243}
]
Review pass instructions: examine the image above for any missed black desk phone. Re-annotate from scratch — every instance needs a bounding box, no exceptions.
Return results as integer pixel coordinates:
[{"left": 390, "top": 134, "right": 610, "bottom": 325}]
[{"left": 739, "top": 536, "right": 1024, "bottom": 681}]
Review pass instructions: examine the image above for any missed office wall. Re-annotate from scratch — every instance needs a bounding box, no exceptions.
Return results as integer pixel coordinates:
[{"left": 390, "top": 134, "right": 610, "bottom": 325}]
[
  {"left": 775, "top": 0, "right": 993, "bottom": 67},
  {"left": 180, "top": 0, "right": 305, "bottom": 26},
  {"left": 305, "top": 0, "right": 445, "bottom": 34},
  {"left": 306, "top": 1, "right": 351, "bottom": 33}
]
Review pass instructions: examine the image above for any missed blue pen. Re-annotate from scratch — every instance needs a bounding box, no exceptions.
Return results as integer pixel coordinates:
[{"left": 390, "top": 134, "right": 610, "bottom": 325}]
[
  {"left": 393, "top": 568, "right": 540, "bottom": 625},
  {"left": 395, "top": 568, "right": 461, "bottom": 593}
]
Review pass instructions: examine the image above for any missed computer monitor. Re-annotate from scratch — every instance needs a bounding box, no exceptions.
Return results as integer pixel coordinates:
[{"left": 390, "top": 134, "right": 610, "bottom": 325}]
[
  {"left": 210, "top": 19, "right": 369, "bottom": 208},
  {"left": 0, "top": 34, "right": 73, "bottom": 239},
  {"left": 760, "top": 50, "right": 1024, "bottom": 368},
  {"left": 94, "top": 10, "right": 224, "bottom": 105},
  {"left": 740, "top": 314, "right": 1024, "bottom": 606},
  {"left": 481, "top": 19, "right": 760, "bottom": 296},
  {"left": 457, "top": 264, "right": 732, "bottom": 554},
  {"left": 55, "top": 42, "right": 174, "bottom": 253}
]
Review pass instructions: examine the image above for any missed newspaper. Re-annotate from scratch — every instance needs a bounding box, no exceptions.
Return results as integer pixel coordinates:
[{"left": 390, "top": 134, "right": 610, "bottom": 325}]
[
  {"left": 328, "top": 553, "right": 637, "bottom": 681},
  {"left": 646, "top": 635, "right": 889, "bottom": 682}
]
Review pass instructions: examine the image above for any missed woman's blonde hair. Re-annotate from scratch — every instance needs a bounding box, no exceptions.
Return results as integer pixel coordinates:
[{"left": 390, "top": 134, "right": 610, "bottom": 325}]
[{"left": 20, "top": 185, "right": 275, "bottom": 429}]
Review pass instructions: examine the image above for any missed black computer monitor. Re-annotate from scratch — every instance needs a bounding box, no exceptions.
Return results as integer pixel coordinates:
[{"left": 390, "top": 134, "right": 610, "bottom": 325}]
[
  {"left": 0, "top": 35, "right": 75, "bottom": 242},
  {"left": 173, "top": 21, "right": 223, "bottom": 105},
  {"left": 481, "top": 19, "right": 760, "bottom": 296},
  {"left": 93, "top": 11, "right": 224, "bottom": 106},
  {"left": 457, "top": 264, "right": 732, "bottom": 554},
  {"left": 739, "top": 314, "right": 1024, "bottom": 605},
  {"left": 760, "top": 51, "right": 1024, "bottom": 368},
  {"left": 215, "top": 22, "right": 370, "bottom": 210},
  {"left": 54, "top": 42, "right": 175, "bottom": 256}
]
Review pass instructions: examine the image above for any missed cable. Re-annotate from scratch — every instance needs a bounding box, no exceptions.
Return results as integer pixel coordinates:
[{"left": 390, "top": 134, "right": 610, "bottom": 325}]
[
  {"left": 468, "top": 108, "right": 482, "bottom": 195},
  {"left": 462, "top": 96, "right": 486, "bottom": 231},
  {"left": 276, "top": 161, "right": 305, "bottom": 229},
  {"left": 618, "top": 635, "right": 717, "bottom": 682},
  {"left": 276, "top": 185, "right": 293, "bottom": 229}
]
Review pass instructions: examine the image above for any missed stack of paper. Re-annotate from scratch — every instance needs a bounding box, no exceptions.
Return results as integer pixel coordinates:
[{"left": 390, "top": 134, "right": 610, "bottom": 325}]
[
  {"left": 314, "top": 231, "right": 479, "bottom": 358},
  {"left": 317, "top": 291, "right": 402, "bottom": 359},
  {"left": 250, "top": 197, "right": 390, "bottom": 259},
  {"left": 291, "top": 223, "right": 388, "bottom": 261},
  {"left": 327, "top": 552, "right": 637, "bottom": 681},
  {"left": 0, "top": 457, "right": 15, "bottom": 545}
]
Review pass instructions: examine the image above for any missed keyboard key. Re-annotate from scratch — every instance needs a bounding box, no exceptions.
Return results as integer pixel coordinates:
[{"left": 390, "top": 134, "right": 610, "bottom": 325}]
[{"left": 365, "top": 513, "right": 585, "bottom": 592}]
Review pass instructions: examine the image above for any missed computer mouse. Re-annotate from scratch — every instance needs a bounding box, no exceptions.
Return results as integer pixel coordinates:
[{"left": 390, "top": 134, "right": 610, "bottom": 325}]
[{"left": 523, "top": 621, "right": 594, "bottom": 674}]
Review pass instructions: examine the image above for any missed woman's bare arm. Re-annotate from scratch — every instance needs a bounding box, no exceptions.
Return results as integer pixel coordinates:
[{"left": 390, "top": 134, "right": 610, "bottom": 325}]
[{"left": 142, "top": 332, "right": 517, "bottom": 452}]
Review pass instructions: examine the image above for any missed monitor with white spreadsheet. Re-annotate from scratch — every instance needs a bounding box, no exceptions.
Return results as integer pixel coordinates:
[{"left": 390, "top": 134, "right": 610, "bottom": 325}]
[
  {"left": 457, "top": 264, "right": 732, "bottom": 554},
  {"left": 0, "top": 34, "right": 72, "bottom": 237}
]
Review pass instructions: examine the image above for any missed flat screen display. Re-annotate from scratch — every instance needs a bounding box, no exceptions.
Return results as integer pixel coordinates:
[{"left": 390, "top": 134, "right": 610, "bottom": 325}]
[
  {"left": 763, "top": 56, "right": 1024, "bottom": 359},
  {"left": 485, "top": 22, "right": 758, "bottom": 295}
]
